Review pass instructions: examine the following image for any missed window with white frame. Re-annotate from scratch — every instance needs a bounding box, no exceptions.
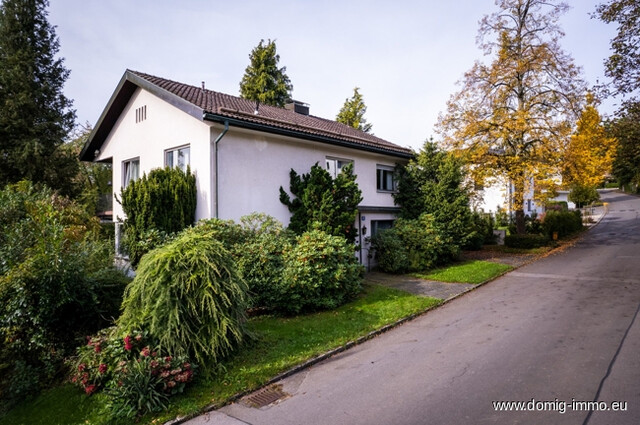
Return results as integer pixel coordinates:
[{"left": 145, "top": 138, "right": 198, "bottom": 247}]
[
  {"left": 326, "top": 157, "right": 352, "bottom": 178},
  {"left": 122, "top": 158, "right": 139, "bottom": 188},
  {"left": 376, "top": 165, "right": 396, "bottom": 192},
  {"left": 165, "top": 145, "right": 190, "bottom": 172}
]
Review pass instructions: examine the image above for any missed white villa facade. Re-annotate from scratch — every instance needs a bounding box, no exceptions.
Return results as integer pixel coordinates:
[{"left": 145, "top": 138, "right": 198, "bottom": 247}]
[{"left": 80, "top": 70, "right": 413, "bottom": 265}]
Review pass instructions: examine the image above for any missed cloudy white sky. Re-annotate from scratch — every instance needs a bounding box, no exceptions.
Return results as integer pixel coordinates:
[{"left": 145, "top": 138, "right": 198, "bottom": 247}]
[{"left": 49, "top": 0, "right": 618, "bottom": 151}]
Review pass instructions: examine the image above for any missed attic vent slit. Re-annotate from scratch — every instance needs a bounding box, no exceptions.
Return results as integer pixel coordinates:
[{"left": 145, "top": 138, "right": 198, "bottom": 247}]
[{"left": 135, "top": 105, "right": 147, "bottom": 123}]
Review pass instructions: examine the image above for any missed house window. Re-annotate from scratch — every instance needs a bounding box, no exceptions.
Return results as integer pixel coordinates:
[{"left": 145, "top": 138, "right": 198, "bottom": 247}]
[
  {"left": 376, "top": 165, "right": 396, "bottom": 192},
  {"left": 122, "top": 158, "right": 139, "bottom": 188},
  {"left": 371, "top": 220, "right": 394, "bottom": 236},
  {"left": 527, "top": 199, "right": 532, "bottom": 212},
  {"left": 326, "top": 157, "right": 352, "bottom": 178},
  {"left": 135, "top": 105, "right": 147, "bottom": 123},
  {"left": 165, "top": 145, "right": 190, "bottom": 172}
]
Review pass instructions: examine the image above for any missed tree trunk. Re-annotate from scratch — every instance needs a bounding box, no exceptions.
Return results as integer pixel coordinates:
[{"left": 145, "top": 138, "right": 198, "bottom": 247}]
[{"left": 515, "top": 209, "right": 526, "bottom": 234}]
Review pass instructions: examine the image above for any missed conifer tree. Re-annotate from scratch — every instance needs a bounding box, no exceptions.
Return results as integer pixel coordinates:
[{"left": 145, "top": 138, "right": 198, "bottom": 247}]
[
  {"left": 279, "top": 163, "right": 362, "bottom": 243},
  {"left": 0, "top": 0, "right": 76, "bottom": 191},
  {"left": 239, "top": 39, "right": 293, "bottom": 107},
  {"left": 336, "top": 87, "right": 373, "bottom": 133}
]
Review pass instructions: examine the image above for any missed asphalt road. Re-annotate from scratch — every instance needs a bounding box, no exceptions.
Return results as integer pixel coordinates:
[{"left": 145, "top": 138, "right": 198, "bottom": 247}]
[{"left": 192, "top": 190, "right": 640, "bottom": 425}]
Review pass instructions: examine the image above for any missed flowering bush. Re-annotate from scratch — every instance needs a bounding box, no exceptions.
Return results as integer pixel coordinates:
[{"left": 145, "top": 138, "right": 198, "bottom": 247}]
[{"left": 69, "top": 327, "right": 195, "bottom": 418}]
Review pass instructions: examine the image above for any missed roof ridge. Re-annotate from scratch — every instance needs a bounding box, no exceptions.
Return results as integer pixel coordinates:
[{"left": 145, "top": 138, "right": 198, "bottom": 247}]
[{"left": 128, "top": 70, "right": 412, "bottom": 156}]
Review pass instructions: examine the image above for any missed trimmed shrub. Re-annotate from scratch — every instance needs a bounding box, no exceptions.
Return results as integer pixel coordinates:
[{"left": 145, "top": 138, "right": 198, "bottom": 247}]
[
  {"left": 0, "top": 181, "right": 129, "bottom": 403},
  {"left": 504, "top": 234, "right": 549, "bottom": 249},
  {"left": 542, "top": 210, "right": 583, "bottom": 239},
  {"left": 120, "top": 166, "right": 196, "bottom": 266},
  {"left": 118, "top": 227, "right": 249, "bottom": 368},
  {"left": 465, "top": 211, "right": 497, "bottom": 249},
  {"left": 279, "top": 228, "right": 363, "bottom": 314}
]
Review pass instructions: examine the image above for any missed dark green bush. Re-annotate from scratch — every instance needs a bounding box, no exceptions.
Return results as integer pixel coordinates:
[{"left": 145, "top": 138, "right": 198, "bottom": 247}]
[
  {"left": 370, "top": 229, "right": 410, "bottom": 274},
  {"left": 542, "top": 210, "right": 583, "bottom": 239},
  {"left": 279, "top": 228, "right": 363, "bottom": 314},
  {"left": 120, "top": 167, "right": 196, "bottom": 266},
  {"left": 0, "top": 181, "right": 129, "bottom": 404},
  {"left": 372, "top": 214, "right": 458, "bottom": 274},
  {"left": 525, "top": 211, "right": 544, "bottom": 235},
  {"left": 504, "top": 234, "right": 549, "bottom": 249},
  {"left": 118, "top": 227, "right": 248, "bottom": 368},
  {"left": 464, "top": 211, "right": 496, "bottom": 249}
]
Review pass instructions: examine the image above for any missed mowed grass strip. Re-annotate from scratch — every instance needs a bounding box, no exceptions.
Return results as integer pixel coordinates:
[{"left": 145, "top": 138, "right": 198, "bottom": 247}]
[
  {"left": 1, "top": 283, "right": 440, "bottom": 425},
  {"left": 413, "top": 260, "right": 513, "bottom": 284}
]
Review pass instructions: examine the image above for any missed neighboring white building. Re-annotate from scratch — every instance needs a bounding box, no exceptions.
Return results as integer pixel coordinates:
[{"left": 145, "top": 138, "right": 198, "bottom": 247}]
[
  {"left": 80, "top": 70, "right": 413, "bottom": 264},
  {"left": 474, "top": 177, "right": 545, "bottom": 216}
]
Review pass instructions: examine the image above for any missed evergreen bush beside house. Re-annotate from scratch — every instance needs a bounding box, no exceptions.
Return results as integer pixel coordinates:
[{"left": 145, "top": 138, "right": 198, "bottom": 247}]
[{"left": 120, "top": 166, "right": 196, "bottom": 267}]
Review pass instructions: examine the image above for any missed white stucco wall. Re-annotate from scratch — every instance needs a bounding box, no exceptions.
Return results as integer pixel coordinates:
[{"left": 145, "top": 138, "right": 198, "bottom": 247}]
[
  {"left": 215, "top": 126, "right": 404, "bottom": 225},
  {"left": 95, "top": 88, "right": 213, "bottom": 221}
]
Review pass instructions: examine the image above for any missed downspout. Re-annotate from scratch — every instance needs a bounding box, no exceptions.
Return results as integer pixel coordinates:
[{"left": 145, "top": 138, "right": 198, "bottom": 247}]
[{"left": 213, "top": 120, "right": 229, "bottom": 218}]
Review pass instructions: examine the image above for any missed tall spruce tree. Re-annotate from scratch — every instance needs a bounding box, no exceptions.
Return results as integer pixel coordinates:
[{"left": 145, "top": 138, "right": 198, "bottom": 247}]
[
  {"left": 0, "top": 0, "right": 76, "bottom": 192},
  {"left": 336, "top": 87, "right": 373, "bottom": 133},
  {"left": 239, "top": 39, "right": 293, "bottom": 107}
]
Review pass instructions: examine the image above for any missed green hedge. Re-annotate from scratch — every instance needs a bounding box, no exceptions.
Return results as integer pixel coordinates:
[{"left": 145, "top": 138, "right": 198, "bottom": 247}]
[
  {"left": 504, "top": 234, "right": 549, "bottom": 249},
  {"left": 543, "top": 210, "right": 583, "bottom": 239}
]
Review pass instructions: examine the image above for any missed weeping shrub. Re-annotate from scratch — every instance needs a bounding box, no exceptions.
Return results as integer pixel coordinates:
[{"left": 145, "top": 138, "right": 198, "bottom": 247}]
[
  {"left": 278, "top": 227, "right": 363, "bottom": 314},
  {"left": 118, "top": 227, "right": 249, "bottom": 368}
]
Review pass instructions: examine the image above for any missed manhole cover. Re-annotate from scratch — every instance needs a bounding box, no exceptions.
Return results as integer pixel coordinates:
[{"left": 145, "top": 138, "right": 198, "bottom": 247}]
[{"left": 242, "top": 384, "right": 289, "bottom": 408}]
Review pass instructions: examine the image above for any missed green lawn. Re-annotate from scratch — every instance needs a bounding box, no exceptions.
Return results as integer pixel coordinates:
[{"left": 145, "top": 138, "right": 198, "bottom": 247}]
[
  {"left": 1, "top": 283, "right": 440, "bottom": 425},
  {"left": 413, "top": 260, "right": 513, "bottom": 284}
]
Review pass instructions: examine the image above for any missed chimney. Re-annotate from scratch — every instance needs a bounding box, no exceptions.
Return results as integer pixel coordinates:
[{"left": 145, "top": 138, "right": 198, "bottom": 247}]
[{"left": 285, "top": 100, "right": 309, "bottom": 115}]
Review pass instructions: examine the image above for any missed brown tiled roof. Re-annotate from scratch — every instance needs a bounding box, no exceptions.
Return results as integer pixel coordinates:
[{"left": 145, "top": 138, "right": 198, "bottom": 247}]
[{"left": 128, "top": 70, "right": 412, "bottom": 157}]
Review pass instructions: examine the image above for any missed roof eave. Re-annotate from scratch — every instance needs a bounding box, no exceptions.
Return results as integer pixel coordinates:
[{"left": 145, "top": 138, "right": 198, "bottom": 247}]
[
  {"left": 203, "top": 113, "right": 414, "bottom": 159},
  {"left": 80, "top": 70, "right": 205, "bottom": 162}
]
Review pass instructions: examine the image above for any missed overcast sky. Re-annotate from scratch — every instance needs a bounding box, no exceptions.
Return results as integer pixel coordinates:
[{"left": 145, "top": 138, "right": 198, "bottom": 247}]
[{"left": 48, "top": 0, "right": 618, "bottom": 151}]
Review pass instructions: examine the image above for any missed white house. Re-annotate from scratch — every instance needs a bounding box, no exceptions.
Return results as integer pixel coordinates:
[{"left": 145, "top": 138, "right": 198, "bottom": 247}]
[{"left": 80, "top": 70, "right": 413, "bottom": 264}]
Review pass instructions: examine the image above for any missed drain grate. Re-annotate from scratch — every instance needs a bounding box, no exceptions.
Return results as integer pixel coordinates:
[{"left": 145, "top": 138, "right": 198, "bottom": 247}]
[{"left": 242, "top": 384, "right": 289, "bottom": 408}]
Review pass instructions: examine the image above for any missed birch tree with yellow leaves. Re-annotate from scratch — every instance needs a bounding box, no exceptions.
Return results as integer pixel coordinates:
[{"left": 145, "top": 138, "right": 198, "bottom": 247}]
[
  {"left": 437, "top": 0, "right": 585, "bottom": 234},
  {"left": 563, "top": 94, "right": 617, "bottom": 191}
]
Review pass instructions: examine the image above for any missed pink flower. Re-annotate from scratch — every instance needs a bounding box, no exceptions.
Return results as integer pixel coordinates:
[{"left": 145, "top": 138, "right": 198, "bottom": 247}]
[
  {"left": 167, "top": 380, "right": 176, "bottom": 388},
  {"left": 124, "top": 335, "right": 133, "bottom": 351},
  {"left": 160, "top": 370, "right": 170, "bottom": 378},
  {"left": 141, "top": 346, "right": 150, "bottom": 357},
  {"left": 94, "top": 343, "right": 101, "bottom": 353},
  {"left": 164, "top": 356, "right": 172, "bottom": 362},
  {"left": 85, "top": 384, "right": 96, "bottom": 395},
  {"left": 135, "top": 334, "right": 143, "bottom": 342},
  {"left": 150, "top": 360, "right": 159, "bottom": 368},
  {"left": 98, "top": 363, "right": 107, "bottom": 374},
  {"left": 183, "top": 362, "right": 191, "bottom": 370}
]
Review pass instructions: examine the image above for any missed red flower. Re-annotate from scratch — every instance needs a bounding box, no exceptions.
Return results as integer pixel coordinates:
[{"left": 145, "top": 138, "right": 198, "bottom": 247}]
[
  {"left": 94, "top": 343, "right": 101, "bottom": 353},
  {"left": 98, "top": 363, "right": 107, "bottom": 374},
  {"left": 124, "top": 335, "right": 133, "bottom": 351},
  {"left": 141, "top": 346, "right": 151, "bottom": 357},
  {"left": 85, "top": 384, "right": 96, "bottom": 395},
  {"left": 78, "top": 363, "right": 86, "bottom": 372}
]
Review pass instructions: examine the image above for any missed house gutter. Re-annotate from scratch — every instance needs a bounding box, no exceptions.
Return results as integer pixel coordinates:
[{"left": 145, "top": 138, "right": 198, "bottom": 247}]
[
  {"left": 213, "top": 120, "right": 229, "bottom": 218},
  {"left": 203, "top": 113, "right": 414, "bottom": 160}
]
